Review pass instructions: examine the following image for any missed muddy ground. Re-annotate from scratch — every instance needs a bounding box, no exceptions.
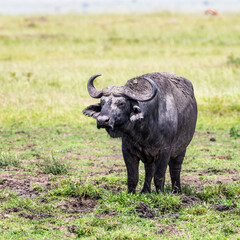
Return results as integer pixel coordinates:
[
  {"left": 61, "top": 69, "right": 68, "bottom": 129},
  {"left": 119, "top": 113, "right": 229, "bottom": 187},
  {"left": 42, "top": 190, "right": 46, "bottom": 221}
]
[{"left": 0, "top": 165, "right": 239, "bottom": 215}]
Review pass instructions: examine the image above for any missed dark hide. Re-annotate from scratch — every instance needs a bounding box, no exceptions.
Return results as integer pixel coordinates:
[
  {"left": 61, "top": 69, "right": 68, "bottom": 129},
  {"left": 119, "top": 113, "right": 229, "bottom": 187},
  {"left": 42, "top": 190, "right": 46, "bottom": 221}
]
[{"left": 83, "top": 72, "right": 197, "bottom": 193}]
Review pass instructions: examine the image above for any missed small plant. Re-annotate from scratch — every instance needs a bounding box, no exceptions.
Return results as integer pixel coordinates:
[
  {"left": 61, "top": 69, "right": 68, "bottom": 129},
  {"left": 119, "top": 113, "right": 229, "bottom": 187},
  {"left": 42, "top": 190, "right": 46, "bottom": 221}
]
[
  {"left": 0, "top": 152, "right": 20, "bottom": 167},
  {"left": 98, "top": 191, "right": 181, "bottom": 216},
  {"left": 230, "top": 125, "right": 240, "bottom": 139},
  {"left": 227, "top": 55, "right": 240, "bottom": 65},
  {"left": 31, "top": 184, "right": 45, "bottom": 193},
  {"left": 197, "top": 184, "right": 240, "bottom": 201},
  {"left": 187, "top": 204, "right": 208, "bottom": 215},
  {"left": 221, "top": 223, "right": 238, "bottom": 236},
  {"left": 75, "top": 225, "right": 94, "bottom": 238},
  {"left": 0, "top": 189, "right": 18, "bottom": 200},
  {"left": 51, "top": 180, "right": 104, "bottom": 199},
  {"left": 37, "top": 152, "right": 68, "bottom": 175}
]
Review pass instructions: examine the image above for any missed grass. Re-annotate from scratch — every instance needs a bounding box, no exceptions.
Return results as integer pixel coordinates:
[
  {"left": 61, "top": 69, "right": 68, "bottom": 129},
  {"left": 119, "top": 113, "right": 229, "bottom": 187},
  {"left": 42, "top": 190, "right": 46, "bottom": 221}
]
[
  {"left": 0, "top": 13, "right": 239, "bottom": 128},
  {"left": 230, "top": 125, "right": 240, "bottom": 139},
  {"left": 37, "top": 152, "right": 69, "bottom": 175},
  {"left": 227, "top": 54, "right": 240, "bottom": 66},
  {"left": 0, "top": 12, "right": 240, "bottom": 239},
  {"left": 0, "top": 152, "right": 20, "bottom": 168}
]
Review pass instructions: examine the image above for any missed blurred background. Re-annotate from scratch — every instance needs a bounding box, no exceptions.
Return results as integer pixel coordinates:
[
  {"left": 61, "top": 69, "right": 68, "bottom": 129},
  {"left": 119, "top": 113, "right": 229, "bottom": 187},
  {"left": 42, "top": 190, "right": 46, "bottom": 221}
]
[
  {"left": 0, "top": 0, "right": 239, "bottom": 128},
  {"left": 0, "top": 0, "right": 240, "bottom": 14}
]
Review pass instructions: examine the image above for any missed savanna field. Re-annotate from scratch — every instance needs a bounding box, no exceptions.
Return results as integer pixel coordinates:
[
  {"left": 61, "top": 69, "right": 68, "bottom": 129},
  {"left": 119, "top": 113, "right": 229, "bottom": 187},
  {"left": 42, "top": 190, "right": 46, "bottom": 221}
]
[{"left": 0, "top": 13, "right": 240, "bottom": 239}]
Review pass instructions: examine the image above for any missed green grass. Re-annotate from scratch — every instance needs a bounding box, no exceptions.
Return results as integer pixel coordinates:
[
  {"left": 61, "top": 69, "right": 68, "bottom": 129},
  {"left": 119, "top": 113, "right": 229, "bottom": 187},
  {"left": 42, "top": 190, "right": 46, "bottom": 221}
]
[
  {"left": 0, "top": 13, "right": 239, "bottom": 129},
  {"left": 37, "top": 152, "right": 69, "bottom": 175},
  {"left": 230, "top": 125, "right": 240, "bottom": 139},
  {"left": 0, "top": 152, "right": 20, "bottom": 168},
  {"left": 0, "top": 13, "right": 240, "bottom": 239}
]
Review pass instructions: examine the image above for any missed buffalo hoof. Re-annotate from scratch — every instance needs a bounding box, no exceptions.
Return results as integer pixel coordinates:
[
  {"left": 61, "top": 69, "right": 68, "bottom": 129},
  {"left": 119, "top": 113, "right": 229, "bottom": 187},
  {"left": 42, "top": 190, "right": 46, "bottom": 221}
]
[
  {"left": 128, "top": 189, "right": 136, "bottom": 194},
  {"left": 172, "top": 187, "right": 181, "bottom": 194},
  {"left": 141, "top": 188, "right": 151, "bottom": 194}
]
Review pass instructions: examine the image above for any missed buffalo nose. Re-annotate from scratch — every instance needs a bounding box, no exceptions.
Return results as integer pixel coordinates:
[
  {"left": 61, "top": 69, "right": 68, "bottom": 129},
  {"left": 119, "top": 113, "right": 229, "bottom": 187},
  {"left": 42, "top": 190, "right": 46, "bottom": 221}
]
[{"left": 97, "top": 116, "right": 110, "bottom": 128}]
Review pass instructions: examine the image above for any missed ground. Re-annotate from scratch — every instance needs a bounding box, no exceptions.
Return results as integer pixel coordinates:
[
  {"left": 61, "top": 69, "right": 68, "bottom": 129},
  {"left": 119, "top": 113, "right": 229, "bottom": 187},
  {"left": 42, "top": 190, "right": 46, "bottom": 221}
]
[
  {"left": 0, "top": 13, "right": 240, "bottom": 239},
  {"left": 0, "top": 126, "right": 240, "bottom": 239}
]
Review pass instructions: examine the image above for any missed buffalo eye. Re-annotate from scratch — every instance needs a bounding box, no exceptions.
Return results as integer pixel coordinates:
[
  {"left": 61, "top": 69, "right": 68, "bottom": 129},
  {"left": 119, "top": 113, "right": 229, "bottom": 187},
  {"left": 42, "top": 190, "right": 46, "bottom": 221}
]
[{"left": 116, "top": 101, "right": 125, "bottom": 108}]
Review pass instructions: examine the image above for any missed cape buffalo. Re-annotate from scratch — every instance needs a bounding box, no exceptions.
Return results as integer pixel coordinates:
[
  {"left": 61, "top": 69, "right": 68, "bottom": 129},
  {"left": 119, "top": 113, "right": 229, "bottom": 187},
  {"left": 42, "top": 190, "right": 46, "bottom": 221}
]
[{"left": 83, "top": 72, "right": 197, "bottom": 193}]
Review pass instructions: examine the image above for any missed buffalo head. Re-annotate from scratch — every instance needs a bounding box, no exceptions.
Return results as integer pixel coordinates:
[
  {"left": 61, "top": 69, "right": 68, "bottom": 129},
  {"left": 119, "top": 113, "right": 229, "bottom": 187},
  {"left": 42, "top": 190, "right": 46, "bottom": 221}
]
[{"left": 83, "top": 75, "right": 158, "bottom": 137}]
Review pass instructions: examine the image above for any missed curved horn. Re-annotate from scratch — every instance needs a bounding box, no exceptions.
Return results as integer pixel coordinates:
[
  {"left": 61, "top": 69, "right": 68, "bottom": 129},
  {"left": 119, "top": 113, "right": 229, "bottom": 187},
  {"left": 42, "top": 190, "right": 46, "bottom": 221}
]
[
  {"left": 123, "top": 77, "right": 158, "bottom": 102},
  {"left": 87, "top": 74, "right": 103, "bottom": 98}
]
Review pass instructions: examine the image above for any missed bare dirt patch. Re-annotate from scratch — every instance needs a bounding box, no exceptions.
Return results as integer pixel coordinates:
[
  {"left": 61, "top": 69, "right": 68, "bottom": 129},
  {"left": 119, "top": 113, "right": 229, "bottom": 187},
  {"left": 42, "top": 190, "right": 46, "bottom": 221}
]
[
  {"left": 155, "top": 223, "right": 184, "bottom": 235},
  {"left": 216, "top": 155, "right": 232, "bottom": 160},
  {"left": 72, "top": 153, "right": 124, "bottom": 177},
  {"left": 162, "top": 213, "right": 180, "bottom": 219},
  {"left": 181, "top": 175, "right": 204, "bottom": 189},
  {"left": 136, "top": 202, "right": 155, "bottom": 218},
  {"left": 0, "top": 171, "right": 51, "bottom": 198},
  {"left": 181, "top": 168, "right": 240, "bottom": 188},
  {"left": 23, "top": 143, "right": 36, "bottom": 150},
  {"left": 89, "top": 163, "right": 125, "bottom": 177},
  {"left": 56, "top": 197, "right": 97, "bottom": 214},
  {"left": 199, "top": 168, "right": 238, "bottom": 175},
  {"left": 15, "top": 131, "right": 26, "bottom": 134},
  {"left": 88, "top": 165, "right": 125, "bottom": 177},
  {"left": 180, "top": 194, "right": 202, "bottom": 207},
  {"left": 87, "top": 153, "right": 122, "bottom": 162},
  {"left": 3, "top": 207, "right": 54, "bottom": 220},
  {"left": 95, "top": 210, "right": 117, "bottom": 217},
  {"left": 19, "top": 212, "right": 54, "bottom": 220},
  {"left": 214, "top": 201, "right": 237, "bottom": 212},
  {"left": 100, "top": 184, "right": 122, "bottom": 193},
  {"left": 5, "top": 207, "right": 22, "bottom": 213}
]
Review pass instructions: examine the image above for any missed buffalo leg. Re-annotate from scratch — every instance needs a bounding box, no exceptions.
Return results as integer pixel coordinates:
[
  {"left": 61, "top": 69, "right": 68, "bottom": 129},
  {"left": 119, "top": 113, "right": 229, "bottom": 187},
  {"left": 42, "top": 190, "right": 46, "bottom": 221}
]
[
  {"left": 169, "top": 149, "right": 186, "bottom": 193},
  {"left": 141, "top": 162, "right": 155, "bottom": 193},
  {"left": 154, "top": 150, "right": 171, "bottom": 193},
  {"left": 122, "top": 146, "right": 140, "bottom": 194}
]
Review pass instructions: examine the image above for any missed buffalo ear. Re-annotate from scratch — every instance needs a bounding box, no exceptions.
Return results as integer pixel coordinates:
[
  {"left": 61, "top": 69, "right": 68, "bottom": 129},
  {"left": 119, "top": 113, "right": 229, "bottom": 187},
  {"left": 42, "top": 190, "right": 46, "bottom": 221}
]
[
  {"left": 130, "top": 105, "right": 144, "bottom": 122},
  {"left": 83, "top": 103, "right": 101, "bottom": 119}
]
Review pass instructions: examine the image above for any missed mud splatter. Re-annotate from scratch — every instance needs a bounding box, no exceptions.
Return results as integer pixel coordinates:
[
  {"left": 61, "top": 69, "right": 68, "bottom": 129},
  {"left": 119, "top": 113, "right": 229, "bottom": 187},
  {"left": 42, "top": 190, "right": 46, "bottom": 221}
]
[
  {"left": 56, "top": 197, "right": 97, "bottom": 214},
  {"left": 136, "top": 202, "right": 154, "bottom": 218},
  {"left": 155, "top": 223, "right": 184, "bottom": 235},
  {"left": 214, "top": 201, "right": 237, "bottom": 212},
  {"left": 19, "top": 212, "right": 54, "bottom": 220},
  {"left": 180, "top": 194, "right": 202, "bottom": 207}
]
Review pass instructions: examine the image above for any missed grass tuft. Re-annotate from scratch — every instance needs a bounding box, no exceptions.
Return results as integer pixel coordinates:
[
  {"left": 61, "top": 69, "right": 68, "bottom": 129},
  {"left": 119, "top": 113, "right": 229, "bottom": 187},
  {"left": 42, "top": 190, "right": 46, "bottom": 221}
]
[
  {"left": 196, "top": 183, "right": 240, "bottom": 201},
  {"left": 37, "top": 152, "right": 69, "bottom": 175},
  {"left": 75, "top": 225, "right": 94, "bottom": 238},
  {"left": 51, "top": 180, "right": 104, "bottom": 199},
  {"left": 99, "top": 191, "right": 181, "bottom": 215},
  {"left": 229, "top": 125, "right": 240, "bottom": 139},
  {"left": 0, "top": 152, "right": 20, "bottom": 167},
  {"left": 227, "top": 55, "right": 240, "bottom": 65}
]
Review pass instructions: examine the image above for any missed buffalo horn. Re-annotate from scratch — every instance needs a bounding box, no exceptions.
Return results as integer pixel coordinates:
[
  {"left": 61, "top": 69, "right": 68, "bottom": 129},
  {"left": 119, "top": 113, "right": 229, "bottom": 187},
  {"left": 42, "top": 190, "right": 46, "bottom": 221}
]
[
  {"left": 123, "top": 77, "right": 158, "bottom": 102},
  {"left": 87, "top": 74, "right": 103, "bottom": 98}
]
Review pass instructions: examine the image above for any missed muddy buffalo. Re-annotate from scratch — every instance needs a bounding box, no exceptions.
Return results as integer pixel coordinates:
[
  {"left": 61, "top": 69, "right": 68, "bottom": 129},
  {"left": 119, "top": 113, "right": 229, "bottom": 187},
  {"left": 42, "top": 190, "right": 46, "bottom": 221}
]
[{"left": 83, "top": 72, "right": 197, "bottom": 193}]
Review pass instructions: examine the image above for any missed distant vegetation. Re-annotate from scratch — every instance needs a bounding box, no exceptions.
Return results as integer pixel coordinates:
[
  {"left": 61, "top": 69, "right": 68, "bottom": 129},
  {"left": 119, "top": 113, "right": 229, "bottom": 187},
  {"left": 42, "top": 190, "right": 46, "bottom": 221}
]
[{"left": 0, "top": 13, "right": 239, "bottom": 129}]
